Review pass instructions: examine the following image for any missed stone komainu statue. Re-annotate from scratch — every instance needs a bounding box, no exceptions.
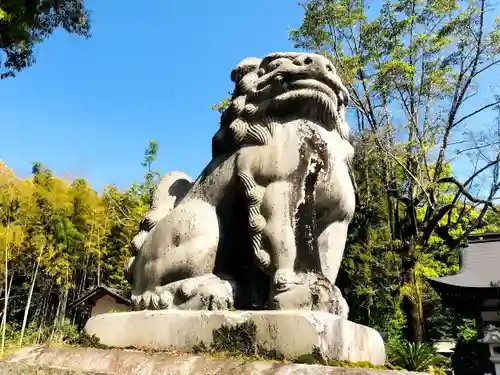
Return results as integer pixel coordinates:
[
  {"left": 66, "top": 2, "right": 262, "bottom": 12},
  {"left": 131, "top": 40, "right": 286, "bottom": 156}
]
[{"left": 125, "top": 52, "right": 355, "bottom": 317}]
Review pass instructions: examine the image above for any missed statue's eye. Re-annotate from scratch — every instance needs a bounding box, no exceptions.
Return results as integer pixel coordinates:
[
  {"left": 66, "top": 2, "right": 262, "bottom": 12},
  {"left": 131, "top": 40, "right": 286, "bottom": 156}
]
[
  {"left": 304, "top": 57, "right": 313, "bottom": 64},
  {"left": 327, "top": 65, "right": 333, "bottom": 72}
]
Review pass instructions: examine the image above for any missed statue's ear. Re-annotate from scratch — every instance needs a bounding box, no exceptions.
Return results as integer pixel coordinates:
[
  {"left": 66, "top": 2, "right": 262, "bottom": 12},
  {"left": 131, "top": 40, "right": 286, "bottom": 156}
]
[{"left": 230, "top": 57, "right": 262, "bottom": 83}]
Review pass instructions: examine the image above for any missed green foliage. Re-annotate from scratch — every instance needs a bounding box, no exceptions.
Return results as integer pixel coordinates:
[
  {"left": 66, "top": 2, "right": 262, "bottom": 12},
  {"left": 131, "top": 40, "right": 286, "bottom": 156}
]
[
  {"left": 211, "top": 321, "right": 257, "bottom": 356},
  {"left": 140, "top": 140, "right": 160, "bottom": 206},
  {"left": 211, "top": 95, "right": 232, "bottom": 114},
  {"left": 387, "top": 339, "right": 450, "bottom": 371},
  {"left": 294, "top": 352, "right": 403, "bottom": 370},
  {"left": 211, "top": 94, "right": 233, "bottom": 127},
  {"left": 0, "top": 0, "right": 91, "bottom": 78},
  {"left": 0, "top": 139, "right": 157, "bottom": 345},
  {"left": 193, "top": 322, "right": 406, "bottom": 370},
  {"left": 456, "top": 320, "right": 478, "bottom": 342},
  {"left": 69, "top": 330, "right": 106, "bottom": 349},
  {"left": 0, "top": 319, "right": 97, "bottom": 357}
]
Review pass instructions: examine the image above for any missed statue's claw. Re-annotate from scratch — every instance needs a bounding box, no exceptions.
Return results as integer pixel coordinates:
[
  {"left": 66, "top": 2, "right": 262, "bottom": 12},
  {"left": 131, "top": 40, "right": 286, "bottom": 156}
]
[
  {"left": 191, "top": 282, "right": 235, "bottom": 311},
  {"left": 272, "top": 268, "right": 301, "bottom": 293},
  {"left": 131, "top": 289, "right": 173, "bottom": 311},
  {"left": 268, "top": 271, "right": 349, "bottom": 318},
  {"left": 131, "top": 275, "right": 237, "bottom": 311},
  {"left": 175, "top": 275, "right": 237, "bottom": 311}
]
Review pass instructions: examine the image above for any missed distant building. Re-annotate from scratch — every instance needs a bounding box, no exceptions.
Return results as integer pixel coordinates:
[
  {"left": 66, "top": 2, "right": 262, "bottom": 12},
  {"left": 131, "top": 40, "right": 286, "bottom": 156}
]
[
  {"left": 429, "top": 232, "right": 500, "bottom": 375},
  {"left": 70, "top": 285, "right": 131, "bottom": 317}
]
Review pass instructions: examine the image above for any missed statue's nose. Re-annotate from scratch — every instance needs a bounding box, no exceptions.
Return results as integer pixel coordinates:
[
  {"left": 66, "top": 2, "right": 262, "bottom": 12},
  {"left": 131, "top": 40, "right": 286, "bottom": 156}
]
[{"left": 292, "top": 55, "right": 336, "bottom": 74}]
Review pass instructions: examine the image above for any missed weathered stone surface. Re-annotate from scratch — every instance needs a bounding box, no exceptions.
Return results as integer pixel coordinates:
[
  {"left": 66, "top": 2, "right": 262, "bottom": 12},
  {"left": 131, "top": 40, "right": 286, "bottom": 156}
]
[
  {"left": 85, "top": 310, "right": 385, "bottom": 365},
  {"left": 127, "top": 52, "right": 355, "bottom": 315},
  {"left": 0, "top": 346, "right": 427, "bottom": 375}
]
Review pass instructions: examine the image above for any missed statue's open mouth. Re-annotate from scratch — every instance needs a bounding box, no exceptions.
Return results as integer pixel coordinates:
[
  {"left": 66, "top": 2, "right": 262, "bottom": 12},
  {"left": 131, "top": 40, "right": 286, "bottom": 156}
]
[{"left": 275, "top": 76, "right": 339, "bottom": 103}]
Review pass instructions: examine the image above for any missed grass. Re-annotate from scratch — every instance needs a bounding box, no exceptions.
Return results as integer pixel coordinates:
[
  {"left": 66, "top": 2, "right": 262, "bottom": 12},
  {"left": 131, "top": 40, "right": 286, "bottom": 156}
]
[{"left": 0, "top": 319, "right": 106, "bottom": 358}]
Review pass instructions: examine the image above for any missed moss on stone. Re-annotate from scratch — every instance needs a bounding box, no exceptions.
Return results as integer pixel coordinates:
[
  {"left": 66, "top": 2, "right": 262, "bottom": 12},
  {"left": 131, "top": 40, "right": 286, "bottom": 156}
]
[
  {"left": 192, "top": 321, "right": 285, "bottom": 362},
  {"left": 191, "top": 322, "right": 407, "bottom": 371},
  {"left": 293, "top": 353, "right": 405, "bottom": 371}
]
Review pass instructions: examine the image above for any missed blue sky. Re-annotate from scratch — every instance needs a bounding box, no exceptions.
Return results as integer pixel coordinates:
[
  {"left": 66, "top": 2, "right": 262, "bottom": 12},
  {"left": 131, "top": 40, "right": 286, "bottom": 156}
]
[
  {"left": 1, "top": 1, "right": 499, "bottom": 195},
  {"left": 0, "top": 0, "right": 303, "bottom": 191}
]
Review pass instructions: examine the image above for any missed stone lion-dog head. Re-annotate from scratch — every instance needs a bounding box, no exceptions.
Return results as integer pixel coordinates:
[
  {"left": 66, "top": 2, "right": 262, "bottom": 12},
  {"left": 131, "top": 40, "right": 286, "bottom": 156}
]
[{"left": 212, "top": 52, "right": 351, "bottom": 158}]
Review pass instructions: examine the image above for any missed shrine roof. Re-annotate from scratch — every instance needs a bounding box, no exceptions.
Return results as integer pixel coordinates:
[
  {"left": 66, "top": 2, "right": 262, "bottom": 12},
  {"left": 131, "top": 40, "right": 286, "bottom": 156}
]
[
  {"left": 69, "top": 285, "right": 131, "bottom": 309},
  {"left": 429, "top": 232, "right": 500, "bottom": 290}
]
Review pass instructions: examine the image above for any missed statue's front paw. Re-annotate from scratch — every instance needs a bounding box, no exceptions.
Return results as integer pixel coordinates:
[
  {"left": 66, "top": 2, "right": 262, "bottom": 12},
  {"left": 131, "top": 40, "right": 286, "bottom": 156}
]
[
  {"left": 198, "top": 285, "right": 234, "bottom": 310},
  {"left": 179, "top": 278, "right": 236, "bottom": 311},
  {"left": 310, "top": 279, "right": 349, "bottom": 318},
  {"left": 170, "top": 275, "right": 238, "bottom": 310},
  {"left": 131, "top": 289, "right": 173, "bottom": 311},
  {"left": 268, "top": 272, "right": 349, "bottom": 317},
  {"left": 332, "top": 285, "right": 349, "bottom": 319}
]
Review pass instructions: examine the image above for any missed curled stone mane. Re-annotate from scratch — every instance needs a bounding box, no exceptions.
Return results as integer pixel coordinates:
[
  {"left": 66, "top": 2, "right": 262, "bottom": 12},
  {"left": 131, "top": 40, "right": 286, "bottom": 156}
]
[{"left": 211, "top": 52, "right": 352, "bottom": 273}]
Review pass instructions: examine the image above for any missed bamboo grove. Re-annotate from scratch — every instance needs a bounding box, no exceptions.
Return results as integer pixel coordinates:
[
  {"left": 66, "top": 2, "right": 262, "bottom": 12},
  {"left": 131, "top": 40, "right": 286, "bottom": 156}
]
[{"left": 0, "top": 150, "right": 156, "bottom": 352}]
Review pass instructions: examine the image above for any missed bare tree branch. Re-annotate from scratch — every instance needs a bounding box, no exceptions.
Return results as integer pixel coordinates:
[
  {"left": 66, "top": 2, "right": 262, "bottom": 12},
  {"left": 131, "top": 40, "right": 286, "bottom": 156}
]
[
  {"left": 421, "top": 204, "right": 455, "bottom": 246},
  {"left": 373, "top": 134, "right": 434, "bottom": 208},
  {"left": 452, "top": 99, "right": 500, "bottom": 128},
  {"left": 449, "top": 156, "right": 500, "bottom": 208},
  {"left": 438, "top": 176, "right": 498, "bottom": 212},
  {"left": 472, "top": 59, "right": 500, "bottom": 79}
]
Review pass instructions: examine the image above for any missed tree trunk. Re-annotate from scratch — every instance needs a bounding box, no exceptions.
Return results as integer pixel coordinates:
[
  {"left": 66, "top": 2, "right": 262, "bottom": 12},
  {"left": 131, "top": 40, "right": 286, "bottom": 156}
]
[
  {"left": 1, "top": 235, "right": 9, "bottom": 356},
  {"left": 58, "top": 287, "right": 69, "bottom": 327},
  {"left": 50, "top": 285, "right": 63, "bottom": 341},
  {"left": 0, "top": 273, "right": 13, "bottom": 355},
  {"left": 410, "top": 299, "right": 424, "bottom": 343},
  {"left": 37, "top": 283, "right": 52, "bottom": 344},
  {"left": 18, "top": 245, "right": 43, "bottom": 346}
]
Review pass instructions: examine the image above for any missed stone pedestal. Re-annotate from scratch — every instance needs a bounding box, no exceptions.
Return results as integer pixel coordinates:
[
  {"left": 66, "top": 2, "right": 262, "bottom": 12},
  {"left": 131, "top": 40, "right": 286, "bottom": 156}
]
[{"left": 85, "top": 310, "right": 386, "bottom": 366}]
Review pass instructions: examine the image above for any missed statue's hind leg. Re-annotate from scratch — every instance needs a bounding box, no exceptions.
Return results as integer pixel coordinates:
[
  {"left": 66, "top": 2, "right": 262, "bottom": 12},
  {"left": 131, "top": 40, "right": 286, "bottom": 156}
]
[
  {"left": 126, "top": 172, "right": 193, "bottom": 285},
  {"left": 131, "top": 199, "right": 228, "bottom": 310}
]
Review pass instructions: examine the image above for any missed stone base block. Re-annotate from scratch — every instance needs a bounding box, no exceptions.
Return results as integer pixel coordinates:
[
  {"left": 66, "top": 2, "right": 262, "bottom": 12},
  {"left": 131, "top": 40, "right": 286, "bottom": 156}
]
[
  {"left": 85, "top": 310, "right": 386, "bottom": 365},
  {"left": 1, "top": 346, "right": 427, "bottom": 375}
]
